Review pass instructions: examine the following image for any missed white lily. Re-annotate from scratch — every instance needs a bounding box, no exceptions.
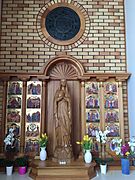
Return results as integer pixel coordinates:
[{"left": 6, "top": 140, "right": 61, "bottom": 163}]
[
  {"left": 4, "top": 128, "right": 15, "bottom": 147},
  {"left": 115, "top": 147, "right": 121, "bottom": 155},
  {"left": 128, "top": 138, "right": 135, "bottom": 152},
  {"left": 95, "top": 129, "right": 110, "bottom": 144},
  {"left": 111, "top": 138, "right": 122, "bottom": 144}
]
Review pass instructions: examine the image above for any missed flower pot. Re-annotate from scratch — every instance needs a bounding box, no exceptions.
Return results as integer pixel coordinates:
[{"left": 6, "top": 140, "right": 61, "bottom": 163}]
[
  {"left": 121, "top": 158, "right": 130, "bottom": 175},
  {"left": 18, "top": 166, "right": 27, "bottom": 175},
  {"left": 100, "top": 163, "right": 107, "bottom": 174},
  {"left": 84, "top": 150, "right": 92, "bottom": 163},
  {"left": 6, "top": 166, "right": 13, "bottom": 176},
  {"left": 40, "top": 147, "right": 47, "bottom": 161}
]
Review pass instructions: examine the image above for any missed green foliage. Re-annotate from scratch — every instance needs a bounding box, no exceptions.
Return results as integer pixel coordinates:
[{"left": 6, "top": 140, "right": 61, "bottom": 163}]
[
  {"left": 15, "top": 156, "right": 28, "bottom": 167},
  {"left": 76, "top": 135, "right": 93, "bottom": 150},
  {"left": 38, "top": 133, "right": 48, "bottom": 147},
  {"left": 4, "top": 159, "right": 14, "bottom": 167},
  {"left": 94, "top": 157, "right": 114, "bottom": 165}
]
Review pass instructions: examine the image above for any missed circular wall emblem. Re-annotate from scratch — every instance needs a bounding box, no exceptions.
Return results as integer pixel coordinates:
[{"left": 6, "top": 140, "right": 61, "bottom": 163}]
[
  {"left": 45, "top": 7, "right": 80, "bottom": 41},
  {"left": 37, "top": 1, "right": 90, "bottom": 50}
]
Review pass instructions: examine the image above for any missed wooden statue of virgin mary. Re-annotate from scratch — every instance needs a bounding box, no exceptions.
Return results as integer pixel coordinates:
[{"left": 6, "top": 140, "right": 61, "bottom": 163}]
[{"left": 53, "top": 79, "right": 73, "bottom": 163}]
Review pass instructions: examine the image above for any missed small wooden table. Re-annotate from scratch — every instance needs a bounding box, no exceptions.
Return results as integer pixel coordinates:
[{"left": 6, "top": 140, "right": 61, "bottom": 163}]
[{"left": 29, "top": 158, "right": 96, "bottom": 180}]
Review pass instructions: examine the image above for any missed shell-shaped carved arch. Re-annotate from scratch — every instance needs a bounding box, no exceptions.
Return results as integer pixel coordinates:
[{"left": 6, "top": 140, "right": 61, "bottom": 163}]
[
  {"left": 41, "top": 55, "right": 85, "bottom": 80},
  {"left": 49, "top": 63, "right": 78, "bottom": 79}
]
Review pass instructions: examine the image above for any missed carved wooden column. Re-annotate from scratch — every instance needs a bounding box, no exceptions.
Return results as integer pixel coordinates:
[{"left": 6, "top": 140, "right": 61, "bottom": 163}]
[
  {"left": 0, "top": 0, "right": 2, "bottom": 44},
  {"left": 118, "top": 81, "right": 125, "bottom": 141},
  {"left": 20, "top": 80, "right": 27, "bottom": 153},
  {"left": 1, "top": 80, "right": 7, "bottom": 153},
  {"left": 81, "top": 81, "right": 85, "bottom": 139},
  {"left": 99, "top": 81, "right": 105, "bottom": 130},
  {"left": 0, "top": 0, "right": 2, "bottom": 21},
  {"left": 41, "top": 80, "right": 46, "bottom": 134}
]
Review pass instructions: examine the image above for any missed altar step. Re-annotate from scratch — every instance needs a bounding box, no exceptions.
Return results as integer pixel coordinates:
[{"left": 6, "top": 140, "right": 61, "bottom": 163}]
[{"left": 29, "top": 158, "right": 96, "bottom": 180}]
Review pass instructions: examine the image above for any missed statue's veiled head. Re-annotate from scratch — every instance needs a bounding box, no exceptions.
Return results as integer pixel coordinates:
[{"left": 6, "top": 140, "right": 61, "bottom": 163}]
[{"left": 60, "top": 79, "right": 66, "bottom": 87}]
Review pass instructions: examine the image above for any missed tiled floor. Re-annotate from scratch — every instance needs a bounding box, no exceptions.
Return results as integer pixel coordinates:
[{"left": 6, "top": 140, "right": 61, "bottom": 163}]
[
  {"left": 93, "top": 170, "right": 135, "bottom": 180},
  {"left": 0, "top": 170, "right": 135, "bottom": 180},
  {"left": 0, "top": 171, "right": 32, "bottom": 180}
]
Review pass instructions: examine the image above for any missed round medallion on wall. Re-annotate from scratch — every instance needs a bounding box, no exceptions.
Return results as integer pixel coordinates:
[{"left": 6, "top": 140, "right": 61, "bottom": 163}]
[
  {"left": 45, "top": 7, "right": 80, "bottom": 41},
  {"left": 37, "top": 1, "right": 90, "bottom": 50}
]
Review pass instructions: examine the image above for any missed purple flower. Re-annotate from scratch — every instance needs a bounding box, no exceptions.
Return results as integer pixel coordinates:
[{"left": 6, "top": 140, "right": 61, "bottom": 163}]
[{"left": 121, "top": 143, "right": 130, "bottom": 156}]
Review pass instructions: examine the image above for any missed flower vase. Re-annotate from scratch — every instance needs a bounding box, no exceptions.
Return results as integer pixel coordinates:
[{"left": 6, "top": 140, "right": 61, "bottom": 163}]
[
  {"left": 84, "top": 150, "right": 92, "bottom": 163},
  {"left": 6, "top": 166, "right": 13, "bottom": 176},
  {"left": 18, "top": 166, "right": 27, "bottom": 175},
  {"left": 40, "top": 147, "right": 47, "bottom": 161},
  {"left": 121, "top": 158, "right": 130, "bottom": 175},
  {"left": 100, "top": 163, "right": 107, "bottom": 174}
]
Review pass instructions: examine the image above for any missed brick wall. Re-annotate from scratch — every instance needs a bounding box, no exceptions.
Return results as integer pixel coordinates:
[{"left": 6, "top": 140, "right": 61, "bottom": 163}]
[
  {"left": 0, "top": 82, "right": 4, "bottom": 137},
  {"left": 0, "top": 0, "right": 126, "bottom": 73},
  {"left": 0, "top": 0, "right": 129, "bottom": 140}
]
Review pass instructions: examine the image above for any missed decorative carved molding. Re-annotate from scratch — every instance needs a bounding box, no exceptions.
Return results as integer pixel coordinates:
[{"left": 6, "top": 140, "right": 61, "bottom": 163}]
[
  {"left": 83, "top": 73, "right": 131, "bottom": 82},
  {"left": 42, "top": 55, "right": 85, "bottom": 78},
  {"left": 0, "top": 55, "right": 131, "bottom": 82},
  {"left": 49, "top": 62, "right": 78, "bottom": 79}
]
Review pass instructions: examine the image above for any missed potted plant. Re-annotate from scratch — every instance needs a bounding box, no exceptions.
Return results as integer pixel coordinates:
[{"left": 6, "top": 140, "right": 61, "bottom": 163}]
[
  {"left": 76, "top": 135, "right": 93, "bottom": 163},
  {"left": 95, "top": 129, "right": 110, "bottom": 174},
  {"left": 15, "top": 156, "right": 28, "bottom": 175},
  {"left": 94, "top": 157, "right": 113, "bottom": 174},
  {"left": 4, "top": 159, "right": 14, "bottom": 176}
]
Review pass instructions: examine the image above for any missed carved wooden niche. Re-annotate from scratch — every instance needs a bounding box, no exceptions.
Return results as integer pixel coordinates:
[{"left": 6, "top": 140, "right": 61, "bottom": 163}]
[{"left": 44, "top": 57, "right": 84, "bottom": 159}]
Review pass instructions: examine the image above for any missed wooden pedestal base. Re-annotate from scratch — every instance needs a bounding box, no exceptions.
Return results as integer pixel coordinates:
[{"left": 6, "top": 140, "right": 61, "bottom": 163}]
[{"left": 29, "top": 158, "right": 96, "bottom": 180}]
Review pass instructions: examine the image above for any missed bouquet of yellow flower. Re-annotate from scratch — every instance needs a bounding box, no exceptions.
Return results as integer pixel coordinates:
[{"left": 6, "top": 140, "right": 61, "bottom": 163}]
[
  {"left": 76, "top": 135, "right": 93, "bottom": 150},
  {"left": 38, "top": 133, "right": 48, "bottom": 147}
]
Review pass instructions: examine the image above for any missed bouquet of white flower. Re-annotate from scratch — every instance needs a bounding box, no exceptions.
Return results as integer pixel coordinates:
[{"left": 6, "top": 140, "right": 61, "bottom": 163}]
[
  {"left": 4, "top": 128, "right": 15, "bottom": 146},
  {"left": 110, "top": 137, "right": 122, "bottom": 155},
  {"left": 95, "top": 129, "right": 110, "bottom": 144},
  {"left": 128, "top": 137, "right": 135, "bottom": 152},
  {"left": 110, "top": 137, "right": 135, "bottom": 159},
  {"left": 4, "top": 128, "right": 15, "bottom": 151}
]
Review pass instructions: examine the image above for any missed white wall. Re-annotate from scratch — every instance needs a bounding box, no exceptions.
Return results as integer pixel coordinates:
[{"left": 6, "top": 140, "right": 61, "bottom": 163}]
[{"left": 125, "top": 0, "right": 135, "bottom": 137}]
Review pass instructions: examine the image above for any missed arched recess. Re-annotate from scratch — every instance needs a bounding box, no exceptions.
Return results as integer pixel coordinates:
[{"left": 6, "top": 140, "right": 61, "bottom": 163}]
[
  {"left": 43, "top": 55, "right": 84, "bottom": 158},
  {"left": 42, "top": 55, "right": 85, "bottom": 79}
]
